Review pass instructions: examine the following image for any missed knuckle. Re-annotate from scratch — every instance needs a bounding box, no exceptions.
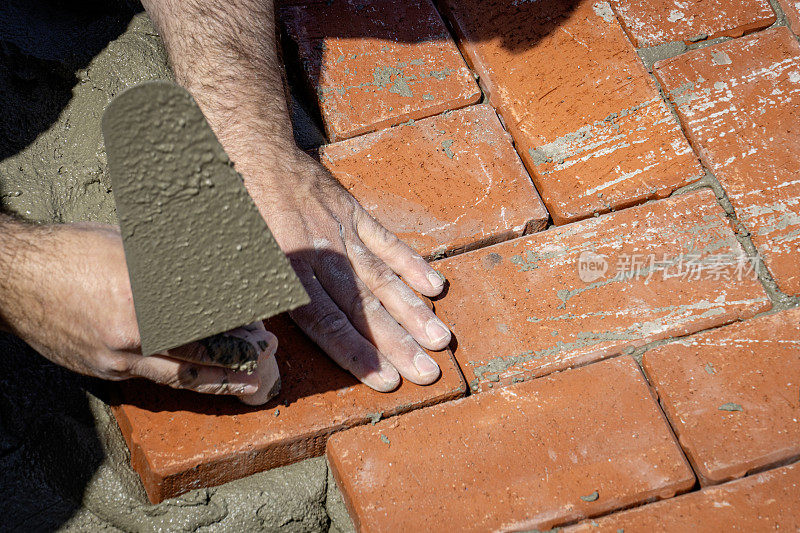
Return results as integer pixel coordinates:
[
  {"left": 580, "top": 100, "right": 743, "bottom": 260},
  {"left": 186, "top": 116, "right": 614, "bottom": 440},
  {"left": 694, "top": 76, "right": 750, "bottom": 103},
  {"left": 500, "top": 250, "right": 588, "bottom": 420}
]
[
  {"left": 349, "top": 292, "right": 381, "bottom": 320},
  {"left": 99, "top": 313, "right": 139, "bottom": 352},
  {"left": 173, "top": 364, "right": 202, "bottom": 390},
  {"left": 368, "top": 262, "right": 398, "bottom": 293},
  {"left": 98, "top": 353, "right": 132, "bottom": 379},
  {"left": 308, "top": 309, "right": 351, "bottom": 340},
  {"left": 372, "top": 221, "right": 399, "bottom": 248}
]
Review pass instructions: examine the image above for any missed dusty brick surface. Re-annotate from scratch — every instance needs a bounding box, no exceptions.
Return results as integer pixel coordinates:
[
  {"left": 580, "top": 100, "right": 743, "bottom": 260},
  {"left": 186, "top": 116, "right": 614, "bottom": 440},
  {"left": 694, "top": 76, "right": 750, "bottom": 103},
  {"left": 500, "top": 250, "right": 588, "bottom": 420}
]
[
  {"left": 327, "top": 357, "right": 695, "bottom": 532},
  {"left": 610, "top": 0, "right": 776, "bottom": 47},
  {"left": 320, "top": 105, "right": 549, "bottom": 260},
  {"left": 280, "top": 0, "right": 480, "bottom": 141},
  {"left": 778, "top": 0, "right": 800, "bottom": 34},
  {"left": 110, "top": 315, "right": 466, "bottom": 503},
  {"left": 432, "top": 189, "right": 771, "bottom": 393},
  {"left": 642, "top": 308, "right": 800, "bottom": 486},
  {"left": 437, "top": 0, "right": 703, "bottom": 224},
  {"left": 655, "top": 28, "right": 800, "bottom": 295},
  {"left": 566, "top": 462, "right": 800, "bottom": 532}
]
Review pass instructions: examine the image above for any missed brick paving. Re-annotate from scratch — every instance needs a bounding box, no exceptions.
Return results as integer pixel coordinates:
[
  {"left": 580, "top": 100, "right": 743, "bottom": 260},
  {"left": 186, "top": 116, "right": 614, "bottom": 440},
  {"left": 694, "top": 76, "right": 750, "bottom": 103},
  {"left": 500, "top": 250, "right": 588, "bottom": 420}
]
[
  {"left": 655, "top": 27, "right": 800, "bottom": 295},
  {"left": 642, "top": 307, "right": 800, "bottom": 486},
  {"left": 327, "top": 357, "right": 694, "bottom": 532},
  {"left": 111, "top": 315, "right": 465, "bottom": 503},
  {"left": 114, "top": 0, "right": 800, "bottom": 525},
  {"left": 319, "top": 104, "right": 548, "bottom": 260},
  {"left": 611, "top": 0, "right": 776, "bottom": 47}
]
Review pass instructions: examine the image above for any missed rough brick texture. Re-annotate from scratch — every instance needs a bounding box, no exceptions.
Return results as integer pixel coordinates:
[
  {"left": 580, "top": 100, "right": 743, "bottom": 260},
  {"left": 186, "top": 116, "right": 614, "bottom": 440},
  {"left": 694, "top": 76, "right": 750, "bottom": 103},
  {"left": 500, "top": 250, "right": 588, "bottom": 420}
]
[
  {"left": 320, "top": 105, "right": 549, "bottom": 259},
  {"left": 110, "top": 315, "right": 466, "bottom": 503},
  {"left": 777, "top": 0, "right": 800, "bottom": 34},
  {"left": 642, "top": 308, "right": 800, "bottom": 485},
  {"left": 280, "top": 0, "right": 480, "bottom": 141},
  {"left": 566, "top": 462, "right": 800, "bottom": 532},
  {"left": 655, "top": 28, "right": 800, "bottom": 295},
  {"left": 438, "top": 0, "right": 703, "bottom": 224},
  {"left": 611, "top": 0, "right": 776, "bottom": 47},
  {"left": 433, "top": 189, "right": 771, "bottom": 393},
  {"left": 327, "top": 356, "right": 695, "bottom": 532}
]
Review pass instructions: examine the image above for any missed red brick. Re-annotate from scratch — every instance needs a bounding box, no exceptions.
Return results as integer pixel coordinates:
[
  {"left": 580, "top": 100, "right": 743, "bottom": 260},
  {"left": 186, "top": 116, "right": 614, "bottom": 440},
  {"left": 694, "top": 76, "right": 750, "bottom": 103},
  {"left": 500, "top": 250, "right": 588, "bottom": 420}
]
[
  {"left": 280, "top": 0, "right": 480, "bottom": 141},
  {"left": 611, "top": 0, "right": 776, "bottom": 48},
  {"left": 655, "top": 28, "right": 800, "bottom": 295},
  {"left": 433, "top": 189, "right": 771, "bottom": 393},
  {"left": 327, "top": 356, "right": 695, "bottom": 532},
  {"left": 320, "top": 105, "right": 549, "bottom": 260},
  {"left": 778, "top": 0, "right": 800, "bottom": 34},
  {"left": 437, "top": 0, "right": 703, "bottom": 224},
  {"left": 566, "top": 462, "right": 800, "bottom": 532},
  {"left": 110, "top": 314, "right": 466, "bottom": 503},
  {"left": 641, "top": 308, "right": 800, "bottom": 486}
]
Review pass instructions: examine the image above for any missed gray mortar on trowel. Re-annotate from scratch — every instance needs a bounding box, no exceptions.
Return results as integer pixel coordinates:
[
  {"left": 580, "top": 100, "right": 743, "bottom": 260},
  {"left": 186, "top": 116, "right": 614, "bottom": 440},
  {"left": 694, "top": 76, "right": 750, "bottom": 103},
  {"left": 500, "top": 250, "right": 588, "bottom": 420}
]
[{"left": 0, "top": 4, "right": 337, "bottom": 531}]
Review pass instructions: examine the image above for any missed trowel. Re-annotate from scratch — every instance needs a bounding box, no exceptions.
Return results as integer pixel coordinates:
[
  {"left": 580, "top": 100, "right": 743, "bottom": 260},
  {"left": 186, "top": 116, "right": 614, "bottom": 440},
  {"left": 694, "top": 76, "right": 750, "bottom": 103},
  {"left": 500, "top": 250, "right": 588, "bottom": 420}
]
[{"left": 102, "top": 81, "right": 309, "bottom": 399}]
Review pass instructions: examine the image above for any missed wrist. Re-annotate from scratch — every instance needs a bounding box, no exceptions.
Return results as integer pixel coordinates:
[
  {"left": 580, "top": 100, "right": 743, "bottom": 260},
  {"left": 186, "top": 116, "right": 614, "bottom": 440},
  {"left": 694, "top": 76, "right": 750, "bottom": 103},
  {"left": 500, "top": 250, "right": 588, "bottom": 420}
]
[{"left": 229, "top": 139, "right": 316, "bottom": 190}]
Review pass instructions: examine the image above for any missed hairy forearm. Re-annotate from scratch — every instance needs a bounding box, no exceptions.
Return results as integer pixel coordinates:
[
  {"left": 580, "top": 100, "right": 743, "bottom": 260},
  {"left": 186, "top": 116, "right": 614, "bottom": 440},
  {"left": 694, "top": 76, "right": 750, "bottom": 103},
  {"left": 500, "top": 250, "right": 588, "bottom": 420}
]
[
  {"left": 0, "top": 215, "right": 51, "bottom": 333},
  {"left": 141, "top": 0, "right": 296, "bottom": 175}
]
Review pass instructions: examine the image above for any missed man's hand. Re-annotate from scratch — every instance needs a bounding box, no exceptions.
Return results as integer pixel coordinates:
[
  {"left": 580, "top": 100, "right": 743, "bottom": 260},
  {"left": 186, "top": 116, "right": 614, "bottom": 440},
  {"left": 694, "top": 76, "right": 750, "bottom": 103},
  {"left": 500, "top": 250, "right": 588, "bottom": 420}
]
[
  {"left": 0, "top": 219, "right": 280, "bottom": 403},
  {"left": 142, "top": 0, "right": 453, "bottom": 392},
  {"left": 246, "top": 150, "right": 450, "bottom": 392}
]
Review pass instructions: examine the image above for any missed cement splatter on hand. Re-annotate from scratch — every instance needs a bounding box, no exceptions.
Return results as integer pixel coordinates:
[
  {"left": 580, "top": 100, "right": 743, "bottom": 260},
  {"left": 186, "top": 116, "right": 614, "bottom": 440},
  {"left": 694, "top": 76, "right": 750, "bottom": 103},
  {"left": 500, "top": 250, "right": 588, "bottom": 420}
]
[
  {"left": 580, "top": 490, "right": 600, "bottom": 502},
  {"left": 199, "top": 333, "right": 260, "bottom": 372},
  {"left": 718, "top": 402, "right": 743, "bottom": 412}
]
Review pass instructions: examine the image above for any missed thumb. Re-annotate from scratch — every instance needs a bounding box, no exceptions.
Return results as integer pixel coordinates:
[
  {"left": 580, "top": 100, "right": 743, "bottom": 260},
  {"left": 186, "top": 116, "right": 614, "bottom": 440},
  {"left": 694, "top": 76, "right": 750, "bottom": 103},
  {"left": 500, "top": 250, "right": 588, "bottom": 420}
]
[{"left": 238, "top": 326, "right": 281, "bottom": 406}]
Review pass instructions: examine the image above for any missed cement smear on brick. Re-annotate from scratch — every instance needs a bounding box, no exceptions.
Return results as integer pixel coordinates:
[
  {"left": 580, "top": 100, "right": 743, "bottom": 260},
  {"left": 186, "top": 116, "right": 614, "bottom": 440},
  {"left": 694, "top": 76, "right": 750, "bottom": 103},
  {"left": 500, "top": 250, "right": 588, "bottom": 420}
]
[{"left": 0, "top": 4, "right": 331, "bottom": 530}]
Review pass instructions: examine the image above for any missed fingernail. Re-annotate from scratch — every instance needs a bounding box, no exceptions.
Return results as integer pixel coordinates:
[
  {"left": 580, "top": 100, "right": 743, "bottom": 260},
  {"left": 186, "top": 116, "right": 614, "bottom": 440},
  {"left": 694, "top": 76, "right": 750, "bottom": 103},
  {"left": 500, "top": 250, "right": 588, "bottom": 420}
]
[
  {"left": 378, "top": 364, "right": 400, "bottom": 387},
  {"left": 426, "top": 318, "right": 451, "bottom": 345},
  {"left": 235, "top": 371, "right": 260, "bottom": 394},
  {"left": 414, "top": 352, "right": 440, "bottom": 376},
  {"left": 242, "top": 383, "right": 259, "bottom": 395},
  {"left": 427, "top": 271, "right": 444, "bottom": 290}
]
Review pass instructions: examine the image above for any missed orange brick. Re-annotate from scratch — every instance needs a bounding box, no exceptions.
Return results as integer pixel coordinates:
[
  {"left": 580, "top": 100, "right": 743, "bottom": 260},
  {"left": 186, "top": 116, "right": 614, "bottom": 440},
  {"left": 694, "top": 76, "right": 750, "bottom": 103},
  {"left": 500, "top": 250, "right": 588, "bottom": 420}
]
[
  {"left": 642, "top": 308, "right": 800, "bottom": 486},
  {"left": 320, "top": 105, "right": 549, "bottom": 259},
  {"left": 280, "top": 0, "right": 480, "bottom": 141},
  {"left": 327, "top": 357, "right": 695, "bottom": 532},
  {"left": 437, "top": 0, "right": 703, "bottom": 224},
  {"left": 110, "top": 315, "right": 466, "bottom": 503},
  {"left": 566, "top": 462, "right": 800, "bottom": 532},
  {"left": 778, "top": 0, "right": 800, "bottom": 34},
  {"left": 611, "top": 0, "right": 776, "bottom": 47},
  {"left": 433, "top": 189, "right": 771, "bottom": 393},
  {"left": 655, "top": 28, "right": 800, "bottom": 295}
]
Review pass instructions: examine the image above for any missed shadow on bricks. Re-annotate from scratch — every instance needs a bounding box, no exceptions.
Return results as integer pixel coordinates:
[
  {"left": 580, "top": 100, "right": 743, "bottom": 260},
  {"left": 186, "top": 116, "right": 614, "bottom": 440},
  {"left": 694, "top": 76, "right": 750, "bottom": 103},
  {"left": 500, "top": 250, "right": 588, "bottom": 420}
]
[{"left": 280, "top": 0, "right": 582, "bottom": 141}]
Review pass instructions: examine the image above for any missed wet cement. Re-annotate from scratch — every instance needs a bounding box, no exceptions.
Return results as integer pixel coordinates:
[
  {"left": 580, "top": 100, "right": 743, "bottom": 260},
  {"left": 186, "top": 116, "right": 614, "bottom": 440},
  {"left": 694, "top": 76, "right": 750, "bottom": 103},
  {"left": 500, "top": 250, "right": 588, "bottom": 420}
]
[
  {"left": 0, "top": 335, "right": 330, "bottom": 531},
  {"left": 0, "top": 4, "right": 333, "bottom": 531}
]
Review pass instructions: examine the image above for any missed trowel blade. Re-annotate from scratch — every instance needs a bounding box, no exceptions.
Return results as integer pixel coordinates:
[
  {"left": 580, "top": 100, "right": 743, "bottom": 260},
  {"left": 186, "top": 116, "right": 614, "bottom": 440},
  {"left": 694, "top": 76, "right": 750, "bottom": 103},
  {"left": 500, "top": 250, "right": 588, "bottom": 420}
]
[{"left": 102, "top": 80, "right": 309, "bottom": 358}]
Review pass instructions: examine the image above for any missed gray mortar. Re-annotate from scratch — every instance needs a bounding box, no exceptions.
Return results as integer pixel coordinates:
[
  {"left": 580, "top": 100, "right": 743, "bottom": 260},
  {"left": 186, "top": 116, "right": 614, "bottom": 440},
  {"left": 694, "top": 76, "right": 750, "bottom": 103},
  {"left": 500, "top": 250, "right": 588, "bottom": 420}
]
[
  {"left": 325, "top": 465, "right": 356, "bottom": 533},
  {"left": 0, "top": 7, "right": 340, "bottom": 531},
  {"left": 0, "top": 12, "right": 172, "bottom": 224},
  {"left": 0, "top": 337, "right": 331, "bottom": 531}
]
